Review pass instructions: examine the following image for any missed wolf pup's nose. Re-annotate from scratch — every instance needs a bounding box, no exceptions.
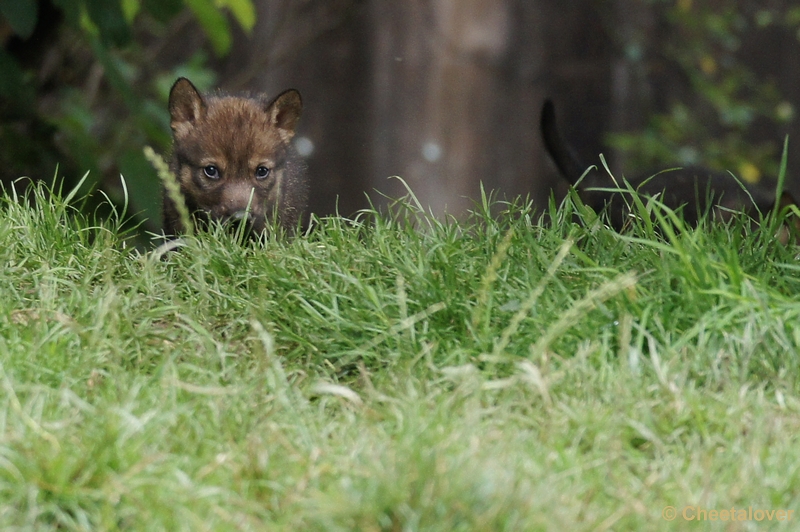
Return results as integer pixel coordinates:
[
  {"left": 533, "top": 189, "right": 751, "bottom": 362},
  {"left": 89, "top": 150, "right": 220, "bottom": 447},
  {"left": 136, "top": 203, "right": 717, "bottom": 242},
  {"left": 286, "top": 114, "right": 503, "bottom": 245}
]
[
  {"left": 226, "top": 211, "right": 254, "bottom": 233},
  {"left": 223, "top": 210, "right": 258, "bottom": 236}
]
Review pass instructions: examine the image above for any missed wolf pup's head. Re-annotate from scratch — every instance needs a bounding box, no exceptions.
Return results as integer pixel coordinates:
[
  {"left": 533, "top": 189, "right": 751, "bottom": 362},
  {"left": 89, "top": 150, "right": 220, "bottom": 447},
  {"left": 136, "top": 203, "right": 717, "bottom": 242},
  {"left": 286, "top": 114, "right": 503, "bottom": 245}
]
[{"left": 164, "top": 77, "right": 308, "bottom": 236}]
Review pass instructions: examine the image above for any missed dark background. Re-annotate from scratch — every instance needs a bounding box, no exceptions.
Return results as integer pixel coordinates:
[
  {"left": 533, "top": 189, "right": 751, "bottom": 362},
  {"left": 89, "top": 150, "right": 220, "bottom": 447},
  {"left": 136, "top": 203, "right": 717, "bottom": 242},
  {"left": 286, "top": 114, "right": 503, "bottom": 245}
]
[{"left": 2, "top": 0, "right": 799, "bottom": 230}]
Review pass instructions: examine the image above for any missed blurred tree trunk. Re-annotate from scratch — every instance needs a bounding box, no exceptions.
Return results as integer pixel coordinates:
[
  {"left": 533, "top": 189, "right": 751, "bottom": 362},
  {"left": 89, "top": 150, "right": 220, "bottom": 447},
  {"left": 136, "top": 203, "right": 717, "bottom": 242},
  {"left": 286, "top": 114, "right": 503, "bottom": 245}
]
[{"left": 368, "top": 0, "right": 543, "bottom": 215}]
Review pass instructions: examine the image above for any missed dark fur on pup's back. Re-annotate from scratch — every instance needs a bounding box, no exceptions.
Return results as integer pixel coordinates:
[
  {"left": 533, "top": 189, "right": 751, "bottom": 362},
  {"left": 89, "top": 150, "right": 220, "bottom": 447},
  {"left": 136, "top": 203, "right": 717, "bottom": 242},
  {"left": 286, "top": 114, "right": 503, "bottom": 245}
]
[
  {"left": 540, "top": 99, "right": 782, "bottom": 231},
  {"left": 164, "top": 77, "right": 307, "bottom": 236}
]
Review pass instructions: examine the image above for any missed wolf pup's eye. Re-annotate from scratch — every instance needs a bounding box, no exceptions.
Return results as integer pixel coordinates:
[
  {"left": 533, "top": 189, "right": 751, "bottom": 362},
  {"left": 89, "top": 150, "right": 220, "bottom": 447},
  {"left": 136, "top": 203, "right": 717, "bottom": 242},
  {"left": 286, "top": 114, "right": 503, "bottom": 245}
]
[
  {"left": 255, "top": 166, "right": 271, "bottom": 180},
  {"left": 203, "top": 165, "right": 220, "bottom": 179}
]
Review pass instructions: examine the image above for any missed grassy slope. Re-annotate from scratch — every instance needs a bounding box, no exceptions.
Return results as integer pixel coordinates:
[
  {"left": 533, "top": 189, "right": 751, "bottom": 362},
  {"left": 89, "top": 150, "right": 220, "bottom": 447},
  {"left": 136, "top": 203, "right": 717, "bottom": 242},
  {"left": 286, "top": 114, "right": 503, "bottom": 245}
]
[{"left": 1, "top": 183, "right": 799, "bottom": 531}]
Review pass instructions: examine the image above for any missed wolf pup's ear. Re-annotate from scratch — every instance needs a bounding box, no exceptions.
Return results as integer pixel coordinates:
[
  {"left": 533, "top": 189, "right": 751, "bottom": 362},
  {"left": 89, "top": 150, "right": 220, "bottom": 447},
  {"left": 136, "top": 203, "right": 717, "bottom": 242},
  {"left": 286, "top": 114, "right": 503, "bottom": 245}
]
[
  {"left": 266, "top": 89, "right": 302, "bottom": 142},
  {"left": 169, "top": 78, "right": 206, "bottom": 132}
]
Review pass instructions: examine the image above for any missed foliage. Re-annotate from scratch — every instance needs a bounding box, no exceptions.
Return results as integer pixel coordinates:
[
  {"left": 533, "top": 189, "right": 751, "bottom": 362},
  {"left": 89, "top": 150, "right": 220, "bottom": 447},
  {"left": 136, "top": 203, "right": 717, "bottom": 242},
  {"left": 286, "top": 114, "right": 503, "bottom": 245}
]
[
  {"left": 607, "top": 0, "right": 800, "bottom": 183},
  {"left": 1, "top": 185, "right": 799, "bottom": 529},
  {"left": 0, "top": 0, "right": 255, "bottom": 229}
]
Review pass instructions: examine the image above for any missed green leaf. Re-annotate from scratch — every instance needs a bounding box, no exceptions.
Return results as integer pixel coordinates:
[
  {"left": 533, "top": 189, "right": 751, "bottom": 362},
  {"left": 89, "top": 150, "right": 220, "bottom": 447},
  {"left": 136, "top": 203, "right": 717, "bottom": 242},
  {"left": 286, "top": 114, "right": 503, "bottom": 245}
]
[
  {"left": 121, "top": 0, "right": 140, "bottom": 22},
  {"left": 217, "top": 0, "right": 256, "bottom": 34},
  {"left": 0, "top": 0, "right": 38, "bottom": 38},
  {"left": 142, "top": 0, "right": 183, "bottom": 23},
  {"left": 185, "top": 0, "right": 231, "bottom": 56},
  {"left": 85, "top": 0, "right": 132, "bottom": 46}
]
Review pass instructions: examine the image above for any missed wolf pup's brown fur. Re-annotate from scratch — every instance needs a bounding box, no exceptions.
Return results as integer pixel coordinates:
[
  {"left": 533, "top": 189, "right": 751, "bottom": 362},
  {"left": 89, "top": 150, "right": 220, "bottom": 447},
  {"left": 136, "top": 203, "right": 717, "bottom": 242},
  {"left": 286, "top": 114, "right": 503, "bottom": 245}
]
[
  {"left": 539, "top": 99, "right": 794, "bottom": 232},
  {"left": 164, "top": 77, "right": 308, "bottom": 236}
]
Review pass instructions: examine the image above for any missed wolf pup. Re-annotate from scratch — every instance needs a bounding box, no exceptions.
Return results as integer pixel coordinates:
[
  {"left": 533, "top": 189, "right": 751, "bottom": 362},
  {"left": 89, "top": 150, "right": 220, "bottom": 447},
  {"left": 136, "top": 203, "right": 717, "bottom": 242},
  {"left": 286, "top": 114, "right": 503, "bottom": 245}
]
[
  {"left": 539, "top": 99, "right": 787, "bottom": 231},
  {"left": 164, "top": 77, "right": 308, "bottom": 236}
]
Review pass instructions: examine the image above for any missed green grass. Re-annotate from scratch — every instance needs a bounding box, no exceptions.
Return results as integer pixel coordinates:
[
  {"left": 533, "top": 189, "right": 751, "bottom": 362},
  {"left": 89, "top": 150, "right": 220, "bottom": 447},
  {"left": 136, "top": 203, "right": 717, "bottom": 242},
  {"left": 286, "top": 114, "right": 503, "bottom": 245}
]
[{"left": 1, "top": 180, "right": 800, "bottom": 531}]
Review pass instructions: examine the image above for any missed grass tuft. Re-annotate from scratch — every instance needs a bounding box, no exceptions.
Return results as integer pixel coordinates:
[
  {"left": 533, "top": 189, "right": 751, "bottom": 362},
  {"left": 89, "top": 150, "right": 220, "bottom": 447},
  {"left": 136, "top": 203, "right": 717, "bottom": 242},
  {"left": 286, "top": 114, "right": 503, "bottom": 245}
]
[{"left": 1, "top": 178, "right": 799, "bottom": 530}]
